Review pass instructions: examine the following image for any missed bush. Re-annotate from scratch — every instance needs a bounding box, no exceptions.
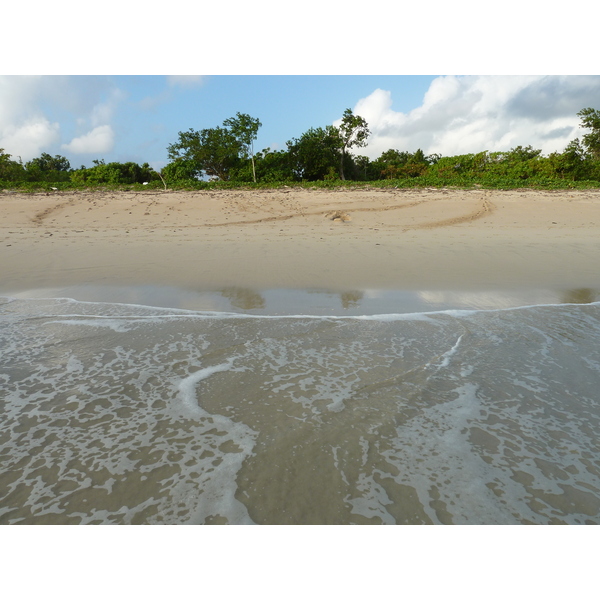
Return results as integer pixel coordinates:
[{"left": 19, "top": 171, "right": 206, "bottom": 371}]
[{"left": 71, "top": 161, "right": 159, "bottom": 185}]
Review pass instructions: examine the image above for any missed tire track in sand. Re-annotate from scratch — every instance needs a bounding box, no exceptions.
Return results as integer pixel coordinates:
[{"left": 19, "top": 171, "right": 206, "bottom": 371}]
[
  {"left": 402, "top": 195, "right": 495, "bottom": 232},
  {"left": 204, "top": 198, "right": 432, "bottom": 227}
]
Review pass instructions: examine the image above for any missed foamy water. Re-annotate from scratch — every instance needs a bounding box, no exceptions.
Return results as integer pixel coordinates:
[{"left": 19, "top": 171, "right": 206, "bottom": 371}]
[{"left": 1, "top": 296, "right": 599, "bottom": 524}]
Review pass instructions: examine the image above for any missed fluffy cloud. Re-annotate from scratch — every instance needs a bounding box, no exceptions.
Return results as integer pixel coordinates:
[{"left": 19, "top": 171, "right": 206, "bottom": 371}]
[
  {"left": 351, "top": 76, "right": 600, "bottom": 159},
  {"left": 61, "top": 86, "right": 124, "bottom": 155},
  {"left": 0, "top": 76, "right": 125, "bottom": 160},
  {"left": 0, "top": 76, "right": 62, "bottom": 160},
  {"left": 0, "top": 119, "right": 60, "bottom": 161},
  {"left": 62, "top": 125, "right": 115, "bottom": 154}
]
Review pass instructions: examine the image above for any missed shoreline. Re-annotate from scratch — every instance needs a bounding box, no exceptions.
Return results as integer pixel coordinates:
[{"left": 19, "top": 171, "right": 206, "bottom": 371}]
[
  {"left": 2, "top": 188, "right": 600, "bottom": 307},
  {"left": 7, "top": 283, "right": 597, "bottom": 317}
]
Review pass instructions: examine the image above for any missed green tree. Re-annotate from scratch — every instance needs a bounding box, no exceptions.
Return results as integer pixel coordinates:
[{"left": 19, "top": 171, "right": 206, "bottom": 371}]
[
  {"left": 70, "top": 161, "right": 157, "bottom": 185},
  {"left": 25, "top": 153, "right": 72, "bottom": 182},
  {"left": 167, "top": 127, "right": 242, "bottom": 181},
  {"left": 480, "top": 146, "right": 544, "bottom": 181},
  {"left": 27, "top": 153, "right": 71, "bottom": 172},
  {"left": 0, "top": 149, "right": 26, "bottom": 181},
  {"left": 372, "top": 149, "right": 411, "bottom": 178},
  {"left": 577, "top": 107, "right": 600, "bottom": 159},
  {"left": 353, "top": 155, "right": 371, "bottom": 181},
  {"left": 161, "top": 158, "right": 202, "bottom": 182},
  {"left": 231, "top": 148, "right": 295, "bottom": 183},
  {"left": 501, "top": 145, "right": 542, "bottom": 162},
  {"left": 372, "top": 148, "right": 435, "bottom": 179},
  {"left": 286, "top": 126, "right": 341, "bottom": 181},
  {"left": 335, "top": 108, "right": 370, "bottom": 180},
  {"left": 223, "top": 112, "right": 262, "bottom": 183},
  {"left": 544, "top": 139, "right": 590, "bottom": 180}
]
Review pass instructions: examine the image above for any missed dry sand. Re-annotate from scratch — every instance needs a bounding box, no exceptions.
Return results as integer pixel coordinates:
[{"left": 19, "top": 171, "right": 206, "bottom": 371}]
[{"left": 1, "top": 187, "right": 600, "bottom": 303}]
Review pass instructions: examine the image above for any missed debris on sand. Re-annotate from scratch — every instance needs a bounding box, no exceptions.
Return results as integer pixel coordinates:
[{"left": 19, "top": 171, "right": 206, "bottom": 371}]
[{"left": 326, "top": 210, "right": 351, "bottom": 222}]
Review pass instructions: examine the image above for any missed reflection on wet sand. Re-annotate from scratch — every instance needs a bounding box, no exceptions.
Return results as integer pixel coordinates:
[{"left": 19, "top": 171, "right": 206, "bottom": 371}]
[
  {"left": 340, "top": 290, "right": 364, "bottom": 310},
  {"left": 220, "top": 287, "right": 266, "bottom": 310},
  {"left": 562, "top": 288, "right": 599, "bottom": 304},
  {"left": 7, "top": 284, "right": 599, "bottom": 316}
]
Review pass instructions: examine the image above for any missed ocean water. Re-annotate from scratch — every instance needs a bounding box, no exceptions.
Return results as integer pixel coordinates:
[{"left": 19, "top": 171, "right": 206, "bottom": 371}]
[{"left": 1, "top": 293, "right": 599, "bottom": 525}]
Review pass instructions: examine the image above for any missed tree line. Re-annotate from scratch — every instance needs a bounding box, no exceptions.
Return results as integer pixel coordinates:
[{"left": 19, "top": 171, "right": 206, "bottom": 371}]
[{"left": 2, "top": 107, "right": 600, "bottom": 189}]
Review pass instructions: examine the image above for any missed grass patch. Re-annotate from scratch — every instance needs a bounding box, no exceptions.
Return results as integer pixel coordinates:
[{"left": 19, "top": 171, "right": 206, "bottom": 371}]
[{"left": 2, "top": 177, "right": 600, "bottom": 194}]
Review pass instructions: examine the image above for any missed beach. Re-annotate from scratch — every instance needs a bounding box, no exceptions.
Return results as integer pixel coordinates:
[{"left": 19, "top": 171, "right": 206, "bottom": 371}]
[
  {"left": 1, "top": 188, "right": 600, "bottom": 524},
  {"left": 2, "top": 187, "right": 600, "bottom": 297}
]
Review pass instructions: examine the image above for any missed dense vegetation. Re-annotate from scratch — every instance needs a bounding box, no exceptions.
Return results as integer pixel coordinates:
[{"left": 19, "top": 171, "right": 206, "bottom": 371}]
[{"left": 2, "top": 108, "right": 600, "bottom": 191}]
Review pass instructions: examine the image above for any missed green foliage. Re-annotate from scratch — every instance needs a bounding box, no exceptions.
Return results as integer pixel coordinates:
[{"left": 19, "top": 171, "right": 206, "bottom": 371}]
[
  {"left": 161, "top": 158, "right": 202, "bottom": 182},
  {"left": 223, "top": 113, "right": 262, "bottom": 151},
  {"left": 543, "top": 139, "right": 592, "bottom": 180},
  {"left": 255, "top": 149, "right": 295, "bottom": 182},
  {"left": 157, "top": 105, "right": 600, "bottom": 189},
  {"left": 286, "top": 126, "right": 342, "bottom": 181},
  {"left": 501, "top": 145, "right": 542, "bottom": 162},
  {"left": 223, "top": 112, "right": 262, "bottom": 182},
  {"left": 5, "top": 107, "right": 600, "bottom": 193},
  {"left": 70, "top": 161, "right": 158, "bottom": 185},
  {"left": 0, "top": 149, "right": 26, "bottom": 181},
  {"left": 372, "top": 148, "right": 437, "bottom": 179},
  {"left": 25, "top": 153, "right": 72, "bottom": 182},
  {"left": 167, "top": 126, "right": 242, "bottom": 181},
  {"left": 335, "top": 108, "right": 370, "bottom": 180},
  {"left": 351, "top": 155, "right": 372, "bottom": 181},
  {"left": 27, "top": 152, "right": 70, "bottom": 172},
  {"left": 230, "top": 148, "right": 295, "bottom": 183},
  {"left": 167, "top": 113, "right": 262, "bottom": 182},
  {"left": 278, "top": 110, "right": 370, "bottom": 182},
  {"left": 577, "top": 107, "right": 600, "bottom": 159}
]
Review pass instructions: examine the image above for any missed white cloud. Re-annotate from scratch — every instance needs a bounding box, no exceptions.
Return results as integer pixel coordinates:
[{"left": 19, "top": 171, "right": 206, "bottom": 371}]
[
  {"left": 62, "top": 125, "right": 115, "bottom": 154},
  {"left": 349, "top": 76, "right": 600, "bottom": 159},
  {"left": 0, "top": 76, "right": 126, "bottom": 161},
  {"left": 0, "top": 119, "right": 60, "bottom": 161},
  {"left": 0, "top": 76, "right": 62, "bottom": 160}
]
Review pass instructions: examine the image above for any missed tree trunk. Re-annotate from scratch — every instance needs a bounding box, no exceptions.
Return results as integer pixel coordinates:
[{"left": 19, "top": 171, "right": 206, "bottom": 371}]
[{"left": 251, "top": 140, "right": 257, "bottom": 183}]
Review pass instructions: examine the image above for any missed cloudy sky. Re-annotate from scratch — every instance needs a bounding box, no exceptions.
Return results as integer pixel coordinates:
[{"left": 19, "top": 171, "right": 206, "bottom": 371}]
[
  {"left": 3, "top": 3, "right": 598, "bottom": 170},
  {"left": 2, "top": 74, "right": 599, "bottom": 170}
]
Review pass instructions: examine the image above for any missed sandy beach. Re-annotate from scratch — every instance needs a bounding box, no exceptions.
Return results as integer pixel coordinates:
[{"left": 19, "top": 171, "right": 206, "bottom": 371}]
[
  {"left": 3, "top": 186, "right": 600, "bottom": 525},
  {"left": 2, "top": 187, "right": 600, "bottom": 301}
]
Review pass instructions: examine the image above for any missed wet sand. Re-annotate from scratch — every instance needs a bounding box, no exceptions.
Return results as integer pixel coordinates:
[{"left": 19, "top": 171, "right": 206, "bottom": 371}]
[{"left": 1, "top": 187, "right": 600, "bottom": 301}]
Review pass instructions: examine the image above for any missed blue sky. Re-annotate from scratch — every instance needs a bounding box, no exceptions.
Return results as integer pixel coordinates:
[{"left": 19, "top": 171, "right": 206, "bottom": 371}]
[
  {"left": 2, "top": 75, "right": 600, "bottom": 171},
  {"left": 3, "top": 4, "right": 598, "bottom": 171},
  {"left": 0, "top": 75, "right": 439, "bottom": 168}
]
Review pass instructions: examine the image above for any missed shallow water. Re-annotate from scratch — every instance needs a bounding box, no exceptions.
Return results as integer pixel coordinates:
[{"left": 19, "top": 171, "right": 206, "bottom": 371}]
[
  {"left": 7, "top": 283, "right": 598, "bottom": 315},
  {"left": 1, "top": 294, "right": 599, "bottom": 524}
]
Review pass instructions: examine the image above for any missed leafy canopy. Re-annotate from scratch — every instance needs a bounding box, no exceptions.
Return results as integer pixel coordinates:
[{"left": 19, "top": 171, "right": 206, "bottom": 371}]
[
  {"left": 26, "top": 153, "right": 71, "bottom": 172},
  {"left": 338, "top": 108, "right": 370, "bottom": 153},
  {"left": 286, "top": 126, "right": 342, "bottom": 181},
  {"left": 334, "top": 108, "right": 370, "bottom": 180},
  {"left": 223, "top": 112, "right": 262, "bottom": 182},
  {"left": 223, "top": 112, "right": 262, "bottom": 153},
  {"left": 167, "top": 126, "right": 242, "bottom": 181},
  {"left": 578, "top": 107, "right": 600, "bottom": 158},
  {"left": 167, "top": 113, "right": 261, "bottom": 182}
]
